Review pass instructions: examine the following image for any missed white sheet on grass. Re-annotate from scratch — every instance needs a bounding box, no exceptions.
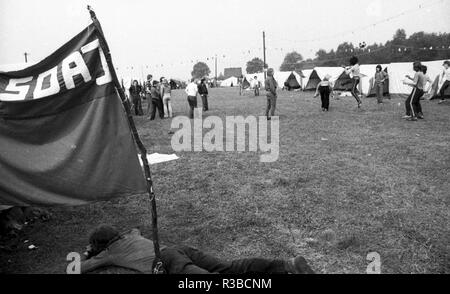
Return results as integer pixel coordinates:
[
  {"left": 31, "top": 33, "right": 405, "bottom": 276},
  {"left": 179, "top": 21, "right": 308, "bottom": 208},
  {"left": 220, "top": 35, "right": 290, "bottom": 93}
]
[{"left": 138, "top": 153, "right": 179, "bottom": 165}]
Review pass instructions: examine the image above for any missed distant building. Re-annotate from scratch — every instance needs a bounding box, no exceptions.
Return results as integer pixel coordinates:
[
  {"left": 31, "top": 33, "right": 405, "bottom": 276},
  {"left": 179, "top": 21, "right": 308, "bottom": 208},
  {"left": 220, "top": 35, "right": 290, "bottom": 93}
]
[{"left": 224, "top": 67, "right": 243, "bottom": 79}]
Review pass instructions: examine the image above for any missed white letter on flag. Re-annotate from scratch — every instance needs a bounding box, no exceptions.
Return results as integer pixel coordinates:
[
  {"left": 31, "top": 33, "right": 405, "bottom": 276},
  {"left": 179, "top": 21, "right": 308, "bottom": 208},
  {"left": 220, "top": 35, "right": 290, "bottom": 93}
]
[
  {"left": 0, "top": 77, "right": 33, "bottom": 101},
  {"left": 80, "top": 39, "right": 112, "bottom": 85},
  {"left": 33, "top": 66, "right": 60, "bottom": 99},
  {"left": 62, "top": 51, "right": 92, "bottom": 89}
]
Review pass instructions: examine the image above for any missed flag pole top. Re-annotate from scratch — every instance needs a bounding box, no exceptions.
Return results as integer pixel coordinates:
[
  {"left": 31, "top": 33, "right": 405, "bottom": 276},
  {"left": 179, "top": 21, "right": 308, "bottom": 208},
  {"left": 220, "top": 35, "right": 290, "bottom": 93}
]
[{"left": 87, "top": 5, "right": 96, "bottom": 19}]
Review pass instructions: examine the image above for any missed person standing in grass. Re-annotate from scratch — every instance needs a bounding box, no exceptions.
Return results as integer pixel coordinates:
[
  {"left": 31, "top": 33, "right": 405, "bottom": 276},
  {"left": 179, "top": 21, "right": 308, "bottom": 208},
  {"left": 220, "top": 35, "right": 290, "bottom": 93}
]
[
  {"left": 198, "top": 78, "right": 209, "bottom": 111},
  {"left": 374, "top": 65, "right": 388, "bottom": 104},
  {"left": 438, "top": 60, "right": 450, "bottom": 104},
  {"left": 344, "top": 56, "right": 362, "bottom": 108},
  {"left": 144, "top": 74, "right": 153, "bottom": 114},
  {"left": 264, "top": 68, "right": 278, "bottom": 120},
  {"left": 417, "top": 65, "right": 433, "bottom": 118},
  {"left": 129, "top": 80, "right": 143, "bottom": 116},
  {"left": 160, "top": 78, "right": 173, "bottom": 118},
  {"left": 314, "top": 74, "right": 333, "bottom": 112},
  {"left": 185, "top": 78, "right": 199, "bottom": 119},
  {"left": 403, "top": 62, "right": 426, "bottom": 121},
  {"left": 148, "top": 80, "right": 164, "bottom": 120},
  {"left": 253, "top": 75, "right": 261, "bottom": 96}
]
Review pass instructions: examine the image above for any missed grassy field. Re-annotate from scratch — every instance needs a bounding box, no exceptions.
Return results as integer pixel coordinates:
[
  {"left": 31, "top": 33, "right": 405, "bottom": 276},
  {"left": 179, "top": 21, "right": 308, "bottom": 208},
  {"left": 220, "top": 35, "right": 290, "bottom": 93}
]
[{"left": 1, "top": 87, "right": 449, "bottom": 274}]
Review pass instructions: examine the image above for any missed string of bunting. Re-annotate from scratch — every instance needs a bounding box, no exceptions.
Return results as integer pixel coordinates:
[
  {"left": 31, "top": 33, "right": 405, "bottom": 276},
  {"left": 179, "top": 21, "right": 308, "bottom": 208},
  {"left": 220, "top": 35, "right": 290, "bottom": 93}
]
[
  {"left": 121, "top": 42, "right": 450, "bottom": 71},
  {"left": 280, "top": 43, "right": 450, "bottom": 66},
  {"left": 119, "top": 0, "right": 447, "bottom": 73},
  {"left": 270, "top": 0, "right": 445, "bottom": 44}
]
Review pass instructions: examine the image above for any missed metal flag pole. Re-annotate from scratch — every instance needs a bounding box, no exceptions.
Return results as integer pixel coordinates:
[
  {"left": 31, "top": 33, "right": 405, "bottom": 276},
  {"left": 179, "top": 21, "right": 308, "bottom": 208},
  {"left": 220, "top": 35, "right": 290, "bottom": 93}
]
[{"left": 87, "top": 6, "right": 162, "bottom": 271}]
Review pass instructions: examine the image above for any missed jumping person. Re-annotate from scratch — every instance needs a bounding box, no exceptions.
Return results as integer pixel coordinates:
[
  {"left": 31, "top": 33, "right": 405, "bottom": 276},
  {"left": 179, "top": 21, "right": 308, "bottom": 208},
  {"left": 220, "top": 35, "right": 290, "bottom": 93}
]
[
  {"left": 374, "top": 65, "right": 388, "bottom": 104},
  {"left": 314, "top": 74, "right": 333, "bottom": 111},
  {"left": 265, "top": 68, "right": 278, "bottom": 120},
  {"left": 75, "top": 225, "right": 315, "bottom": 274},
  {"left": 438, "top": 60, "right": 450, "bottom": 104},
  {"left": 198, "top": 78, "right": 209, "bottom": 111},
  {"left": 403, "top": 62, "right": 426, "bottom": 121},
  {"left": 344, "top": 56, "right": 362, "bottom": 108},
  {"left": 161, "top": 78, "right": 173, "bottom": 118},
  {"left": 129, "top": 80, "right": 143, "bottom": 116},
  {"left": 185, "top": 79, "right": 199, "bottom": 119},
  {"left": 148, "top": 80, "right": 164, "bottom": 120}
]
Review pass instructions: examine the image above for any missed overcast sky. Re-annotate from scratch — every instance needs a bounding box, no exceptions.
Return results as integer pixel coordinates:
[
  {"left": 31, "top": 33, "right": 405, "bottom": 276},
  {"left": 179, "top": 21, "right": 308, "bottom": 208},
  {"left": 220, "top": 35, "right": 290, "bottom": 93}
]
[{"left": 1, "top": 0, "right": 449, "bottom": 80}]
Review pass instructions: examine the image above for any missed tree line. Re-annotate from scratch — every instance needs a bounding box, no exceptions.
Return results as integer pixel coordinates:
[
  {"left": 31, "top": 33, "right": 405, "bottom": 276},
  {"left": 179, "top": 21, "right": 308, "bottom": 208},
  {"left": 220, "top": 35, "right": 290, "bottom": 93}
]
[
  {"left": 192, "top": 29, "right": 450, "bottom": 78},
  {"left": 279, "top": 29, "right": 450, "bottom": 72}
]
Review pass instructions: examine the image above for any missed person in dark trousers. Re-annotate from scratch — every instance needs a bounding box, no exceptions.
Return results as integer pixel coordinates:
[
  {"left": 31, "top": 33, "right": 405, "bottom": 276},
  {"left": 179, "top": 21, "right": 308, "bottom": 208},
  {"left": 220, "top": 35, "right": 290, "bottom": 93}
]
[
  {"left": 77, "top": 225, "right": 315, "bottom": 274},
  {"left": 374, "top": 65, "right": 388, "bottom": 104},
  {"left": 185, "top": 79, "right": 199, "bottom": 119},
  {"left": 198, "top": 78, "right": 209, "bottom": 111},
  {"left": 438, "top": 60, "right": 450, "bottom": 104},
  {"left": 314, "top": 74, "right": 333, "bottom": 111},
  {"left": 344, "top": 56, "right": 362, "bottom": 108},
  {"left": 129, "top": 80, "right": 143, "bottom": 116},
  {"left": 148, "top": 80, "right": 164, "bottom": 120},
  {"left": 160, "top": 78, "right": 173, "bottom": 118},
  {"left": 144, "top": 74, "right": 153, "bottom": 114},
  {"left": 264, "top": 68, "right": 278, "bottom": 120},
  {"left": 416, "top": 65, "right": 433, "bottom": 119},
  {"left": 403, "top": 62, "right": 426, "bottom": 121}
]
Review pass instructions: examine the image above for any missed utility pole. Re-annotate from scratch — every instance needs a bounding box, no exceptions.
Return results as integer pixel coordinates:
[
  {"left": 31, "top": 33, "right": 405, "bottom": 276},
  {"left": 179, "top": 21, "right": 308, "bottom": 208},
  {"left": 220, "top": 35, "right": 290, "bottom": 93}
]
[
  {"left": 263, "top": 31, "right": 267, "bottom": 80},
  {"left": 24, "top": 52, "right": 29, "bottom": 63}
]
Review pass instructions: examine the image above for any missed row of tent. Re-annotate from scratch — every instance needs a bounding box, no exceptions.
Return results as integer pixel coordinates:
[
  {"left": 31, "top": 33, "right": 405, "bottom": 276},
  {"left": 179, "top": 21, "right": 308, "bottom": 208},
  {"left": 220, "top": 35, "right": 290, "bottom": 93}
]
[
  {"left": 3, "top": 61, "right": 447, "bottom": 100},
  {"left": 227, "top": 60, "right": 450, "bottom": 99},
  {"left": 302, "top": 65, "right": 390, "bottom": 97},
  {"left": 219, "top": 71, "right": 304, "bottom": 90}
]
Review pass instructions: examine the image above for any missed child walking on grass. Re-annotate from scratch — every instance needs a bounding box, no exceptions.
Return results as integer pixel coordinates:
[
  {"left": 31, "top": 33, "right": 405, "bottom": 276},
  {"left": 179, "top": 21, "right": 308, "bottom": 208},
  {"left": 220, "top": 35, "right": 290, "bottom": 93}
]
[{"left": 314, "top": 74, "right": 333, "bottom": 112}]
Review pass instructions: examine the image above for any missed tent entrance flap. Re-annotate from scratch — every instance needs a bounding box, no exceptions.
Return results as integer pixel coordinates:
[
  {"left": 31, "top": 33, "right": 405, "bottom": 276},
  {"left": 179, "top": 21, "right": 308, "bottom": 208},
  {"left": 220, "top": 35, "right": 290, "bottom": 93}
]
[{"left": 304, "top": 70, "right": 321, "bottom": 91}]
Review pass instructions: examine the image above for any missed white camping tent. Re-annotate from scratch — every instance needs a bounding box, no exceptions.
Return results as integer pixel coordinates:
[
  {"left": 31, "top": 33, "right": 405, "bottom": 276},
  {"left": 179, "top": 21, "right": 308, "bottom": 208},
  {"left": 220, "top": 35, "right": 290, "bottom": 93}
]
[
  {"left": 301, "top": 69, "right": 313, "bottom": 89},
  {"left": 220, "top": 76, "right": 239, "bottom": 87},
  {"left": 273, "top": 71, "right": 302, "bottom": 89},
  {"left": 421, "top": 60, "right": 448, "bottom": 99},
  {"left": 422, "top": 60, "right": 445, "bottom": 97},
  {"left": 313, "top": 67, "right": 345, "bottom": 85},
  {"left": 388, "top": 61, "right": 443, "bottom": 98},
  {"left": 422, "top": 60, "right": 444, "bottom": 81},
  {"left": 359, "top": 64, "right": 389, "bottom": 95},
  {"left": 303, "top": 67, "right": 344, "bottom": 90},
  {"left": 388, "top": 62, "right": 416, "bottom": 98},
  {"left": 244, "top": 72, "right": 265, "bottom": 88}
]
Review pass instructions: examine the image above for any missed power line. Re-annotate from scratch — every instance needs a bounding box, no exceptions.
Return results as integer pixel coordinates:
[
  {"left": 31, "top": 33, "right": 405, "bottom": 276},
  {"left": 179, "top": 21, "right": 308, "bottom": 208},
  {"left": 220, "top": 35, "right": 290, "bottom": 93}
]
[
  {"left": 271, "top": 0, "right": 445, "bottom": 44},
  {"left": 120, "top": 0, "right": 447, "bottom": 76}
]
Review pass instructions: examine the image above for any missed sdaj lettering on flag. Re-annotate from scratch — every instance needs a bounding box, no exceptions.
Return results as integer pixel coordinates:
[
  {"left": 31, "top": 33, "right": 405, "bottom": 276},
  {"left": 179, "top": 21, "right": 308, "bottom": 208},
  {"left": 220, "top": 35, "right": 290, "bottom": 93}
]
[{"left": 0, "top": 24, "right": 147, "bottom": 206}]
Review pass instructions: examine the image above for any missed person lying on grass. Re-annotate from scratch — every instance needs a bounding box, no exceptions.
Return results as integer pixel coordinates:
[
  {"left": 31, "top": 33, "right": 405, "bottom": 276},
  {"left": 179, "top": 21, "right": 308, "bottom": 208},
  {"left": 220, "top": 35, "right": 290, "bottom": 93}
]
[{"left": 76, "top": 225, "right": 315, "bottom": 274}]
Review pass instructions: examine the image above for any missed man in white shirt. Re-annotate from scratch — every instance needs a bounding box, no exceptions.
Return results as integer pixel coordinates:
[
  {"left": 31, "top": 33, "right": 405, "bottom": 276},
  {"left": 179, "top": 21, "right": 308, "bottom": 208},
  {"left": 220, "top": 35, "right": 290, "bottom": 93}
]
[
  {"left": 252, "top": 76, "right": 261, "bottom": 96},
  {"left": 438, "top": 60, "right": 450, "bottom": 104},
  {"left": 185, "top": 79, "right": 199, "bottom": 118}
]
